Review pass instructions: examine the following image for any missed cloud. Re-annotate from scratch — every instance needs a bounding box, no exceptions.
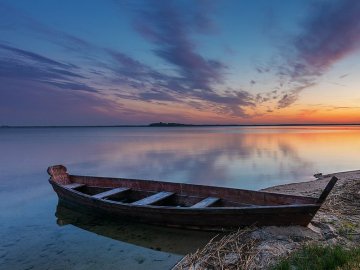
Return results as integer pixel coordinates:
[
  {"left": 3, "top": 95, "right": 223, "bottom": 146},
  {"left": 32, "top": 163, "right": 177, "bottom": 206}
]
[
  {"left": 0, "top": 1, "right": 256, "bottom": 122},
  {"left": 0, "top": 78, "right": 121, "bottom": 125},
  {"left": 0, "top": 2, "right": 94, "bottom": 53},
  {"left": 276, "top": 0, "right": 360, "bottom": 108},
  {"left": 0, "top": 44, "right": 72, "bottom": 69},
  {"left": 191, "top": 0, "right": 218, "bottom": 35},
  {"left": 325, "top": 105, "right": 360, "bottom": 111},
  {"left": 0, "top": 43, "right": 96, "bottom": 93},
  {"left": 254, "top": 90, "right": 280, "bottom": 105},
  {"left": 293, "top": 1, "right": 360, "bottom": 73},
  {"left": 133, "top": 0, "right": 226, "bottom": 92},
  {"left": 109, "top": 50, "right": 148, "bottom": 75},
  {"left": 277, "top": 83, "right": 315, "bottom": 109},
  {"left": 255, "top": 65, "right": 270, "bottom": 74},
  {"left": 0, "top": 57, "right": 80, "bottom": 81},
  {"left": 45, "top": 81, "right": 98, "bottom": 93},
  {"left": 107, "top": 49, "right": 254, "bottom": 116},
  {"left": 138, "top": 91, "right": 179, "bottom": 102},
  {"left": 107, "top": 44, "right": 254, "bottom": 117},
  {"left": 114, "top": 0, "right": 255, "bottom": 117},
  {"left": 339, "top": 73, "right": 349, "bottom": 79},
  {"left": 198, "top": 90, "right": 253, "bottom": 107},
  {"left": 107, "top": 49, "right": 186, "bottom": 101},
  {"left": 277, "top": 93, "right": 298, "bottom": 109}
]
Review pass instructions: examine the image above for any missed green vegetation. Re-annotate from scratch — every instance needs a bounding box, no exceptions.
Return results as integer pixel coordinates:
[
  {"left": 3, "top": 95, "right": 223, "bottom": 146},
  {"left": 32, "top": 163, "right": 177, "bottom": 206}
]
[{"left": 272, "top": 245, "right": 360, "bottom": 270}]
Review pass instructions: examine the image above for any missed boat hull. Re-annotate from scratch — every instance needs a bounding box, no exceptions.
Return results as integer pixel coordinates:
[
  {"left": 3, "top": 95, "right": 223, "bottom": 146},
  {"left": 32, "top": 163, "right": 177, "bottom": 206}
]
[{"left": 51, "top": 181, "right": 320, "bottom": 230}]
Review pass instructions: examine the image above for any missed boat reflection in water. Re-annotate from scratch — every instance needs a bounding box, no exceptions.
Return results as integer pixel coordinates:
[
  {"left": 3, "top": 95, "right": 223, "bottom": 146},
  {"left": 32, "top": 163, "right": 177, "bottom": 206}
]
[{"left": 55, "top": 203, "right": 219, "bottom": 255}]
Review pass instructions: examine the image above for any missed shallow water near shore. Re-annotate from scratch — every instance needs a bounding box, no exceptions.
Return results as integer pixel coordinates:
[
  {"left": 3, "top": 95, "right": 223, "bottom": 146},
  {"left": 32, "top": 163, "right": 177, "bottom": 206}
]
[{"left": 1, "top": 126, "right": 360, "bottom": 269}]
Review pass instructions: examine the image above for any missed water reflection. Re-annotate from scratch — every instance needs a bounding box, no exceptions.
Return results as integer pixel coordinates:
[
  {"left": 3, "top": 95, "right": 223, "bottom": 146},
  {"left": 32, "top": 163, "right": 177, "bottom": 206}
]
[
  {"left": 2, "top": 126, "right": 360, "bottom": 191},
  {"left": 55, "top": 203, "right": 218, "bottom": 255},
  {"left": 85, "top": 126, "right": 360, "bottom": 189},
  {"left": 1, "top": 126, "right": 360, "bottom": 269}
]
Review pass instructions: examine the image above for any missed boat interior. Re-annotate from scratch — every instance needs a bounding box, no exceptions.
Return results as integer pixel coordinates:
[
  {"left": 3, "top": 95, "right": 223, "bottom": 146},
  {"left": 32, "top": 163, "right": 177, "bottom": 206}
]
[
  {"left": 57, "top": 174, "right": 319, "bottom": 208},
  {"left": 63, "top": 182, "right": 248, "bottom": 208}
]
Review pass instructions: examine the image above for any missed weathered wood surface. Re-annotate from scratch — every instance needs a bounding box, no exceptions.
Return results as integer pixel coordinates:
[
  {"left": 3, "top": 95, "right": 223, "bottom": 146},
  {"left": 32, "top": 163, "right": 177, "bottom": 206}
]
[
  {"left": 132, "top": 191, "right": 174, "bottom": 206},
  {"left": 92, "top": 187, "right": 130, "bottom": 199},
  {"left": 47, "top": 165, "right": 70, "bottom": 185},
  {"left": 47, "top": 165, "right": 337, "bottom": 230},
  {"left": 191, "top": 197, "right": 219, "bottom": 208},
  {"left": 53, "top": 184, "right": 320, "bottom": 229},
  {"left": 317, "top": 176, "right": 338, "bottom": 203}
]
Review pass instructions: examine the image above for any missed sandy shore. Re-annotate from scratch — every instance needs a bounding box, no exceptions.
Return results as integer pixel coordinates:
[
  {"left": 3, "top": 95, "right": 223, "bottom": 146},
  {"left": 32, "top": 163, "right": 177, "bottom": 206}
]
[{"left": 174, "top": 170, "right": 360, "bottom": 269}]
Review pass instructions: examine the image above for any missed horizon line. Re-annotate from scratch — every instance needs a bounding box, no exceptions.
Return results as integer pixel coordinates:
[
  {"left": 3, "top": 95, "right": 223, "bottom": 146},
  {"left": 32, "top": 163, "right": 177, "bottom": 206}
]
[{"left": 1, "top": 123, "right": 360, "bottom": 128}]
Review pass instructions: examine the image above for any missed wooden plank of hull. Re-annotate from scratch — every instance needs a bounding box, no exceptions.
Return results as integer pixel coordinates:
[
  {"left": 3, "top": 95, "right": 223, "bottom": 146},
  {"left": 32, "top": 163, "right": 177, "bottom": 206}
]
[
  {"left": 132, "top": 191, "right": 174, "bottom": 206},
  {"left": 50, "top": 182, "right": 319, "bottom": 230},
  {"left": 92, "top": 187, "right": 130, "bottom": 199},
  {"left": 190, "top": 197, "right": 219, "bottom": 208}
]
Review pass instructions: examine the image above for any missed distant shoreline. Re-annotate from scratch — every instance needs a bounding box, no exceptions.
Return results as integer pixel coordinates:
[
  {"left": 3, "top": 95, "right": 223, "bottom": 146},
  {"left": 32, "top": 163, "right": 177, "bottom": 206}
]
[{"left": 1, "top": 123, "right": 360, "bottom": 128}]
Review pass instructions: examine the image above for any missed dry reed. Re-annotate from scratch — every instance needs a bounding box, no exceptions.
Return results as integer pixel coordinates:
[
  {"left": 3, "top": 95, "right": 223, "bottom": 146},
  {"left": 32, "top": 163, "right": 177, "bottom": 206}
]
[
  {"left": 174, "top": 228, "right": 258, "bottom": 270},
  {"left": 321, "top": 178, "right": 360, "bottom": 217}
]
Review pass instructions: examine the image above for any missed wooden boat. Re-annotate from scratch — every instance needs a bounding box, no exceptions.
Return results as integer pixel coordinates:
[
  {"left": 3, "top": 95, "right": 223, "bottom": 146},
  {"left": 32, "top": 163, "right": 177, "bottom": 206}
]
[{"left": 48, "top": 165, "right": 338, "bottom": 231}]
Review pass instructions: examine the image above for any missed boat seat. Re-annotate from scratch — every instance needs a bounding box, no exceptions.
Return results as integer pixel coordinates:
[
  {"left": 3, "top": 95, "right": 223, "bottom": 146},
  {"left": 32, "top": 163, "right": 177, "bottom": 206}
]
[
  {"left": 63, "top": 183, "right": 85, "bottom": 189},
  {"left": 92, "top": 187, "right": 130, "bottom": 199},
  {"left": 132, "top": 191, "right": 174, "bottom": 206},
  {"left": 191, "top": 197, "right": 220, "bottom": 208}
]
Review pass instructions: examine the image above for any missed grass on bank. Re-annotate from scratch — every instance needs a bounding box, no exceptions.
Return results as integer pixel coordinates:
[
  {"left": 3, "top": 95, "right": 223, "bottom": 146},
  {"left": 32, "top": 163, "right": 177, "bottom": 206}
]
[{"left": 272, "top": 245, "right": 360, "bottom": 270}]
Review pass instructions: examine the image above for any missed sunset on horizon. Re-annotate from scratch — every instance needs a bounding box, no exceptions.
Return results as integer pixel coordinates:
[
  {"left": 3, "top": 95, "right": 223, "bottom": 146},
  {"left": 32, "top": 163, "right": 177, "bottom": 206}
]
[
  {"left": 1, "top": 0, "right": 360, "bottom": 125},
  {"left": 2, "top": 1, "right": 360, "bottom": 269}
]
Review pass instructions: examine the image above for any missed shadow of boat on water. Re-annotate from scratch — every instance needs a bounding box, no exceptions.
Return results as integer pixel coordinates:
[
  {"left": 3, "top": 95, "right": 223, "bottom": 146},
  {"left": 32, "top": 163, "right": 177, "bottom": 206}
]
[{"left": 55, "top": 203, "right": 219, "bottom": 255}]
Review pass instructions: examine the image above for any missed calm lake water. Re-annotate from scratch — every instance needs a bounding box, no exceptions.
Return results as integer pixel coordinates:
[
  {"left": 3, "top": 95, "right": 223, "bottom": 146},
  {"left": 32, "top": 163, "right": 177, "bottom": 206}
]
[{"left": 1, "top": 126, "right": 360, "bottom": 269}]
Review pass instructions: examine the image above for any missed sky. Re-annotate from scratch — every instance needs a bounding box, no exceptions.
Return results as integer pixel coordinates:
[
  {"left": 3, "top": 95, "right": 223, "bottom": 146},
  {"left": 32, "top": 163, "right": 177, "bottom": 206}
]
[{"left": 1, "top": 0, "right": 360, "bottom": 125}]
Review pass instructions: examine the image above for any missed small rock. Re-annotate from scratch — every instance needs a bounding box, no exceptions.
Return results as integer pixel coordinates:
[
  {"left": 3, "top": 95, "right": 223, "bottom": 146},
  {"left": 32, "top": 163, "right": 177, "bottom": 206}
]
[
  {"left": 275, "top": 235, "right": 288, "bottom": 241},
  {"left": 307, "top": 223, "right": 322, "bottom": 235},
  {"left": 311, "top": 222, "right": 338, "bottom": 240},
  {"left": 134, "top": 255, "right": 145, "bottom": 264}
]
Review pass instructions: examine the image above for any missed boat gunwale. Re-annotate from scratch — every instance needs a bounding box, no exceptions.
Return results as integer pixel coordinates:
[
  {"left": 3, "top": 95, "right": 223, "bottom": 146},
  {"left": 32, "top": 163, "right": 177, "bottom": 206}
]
[{"left": 50, "top": 179, "right": 322, "bottom": 211}]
